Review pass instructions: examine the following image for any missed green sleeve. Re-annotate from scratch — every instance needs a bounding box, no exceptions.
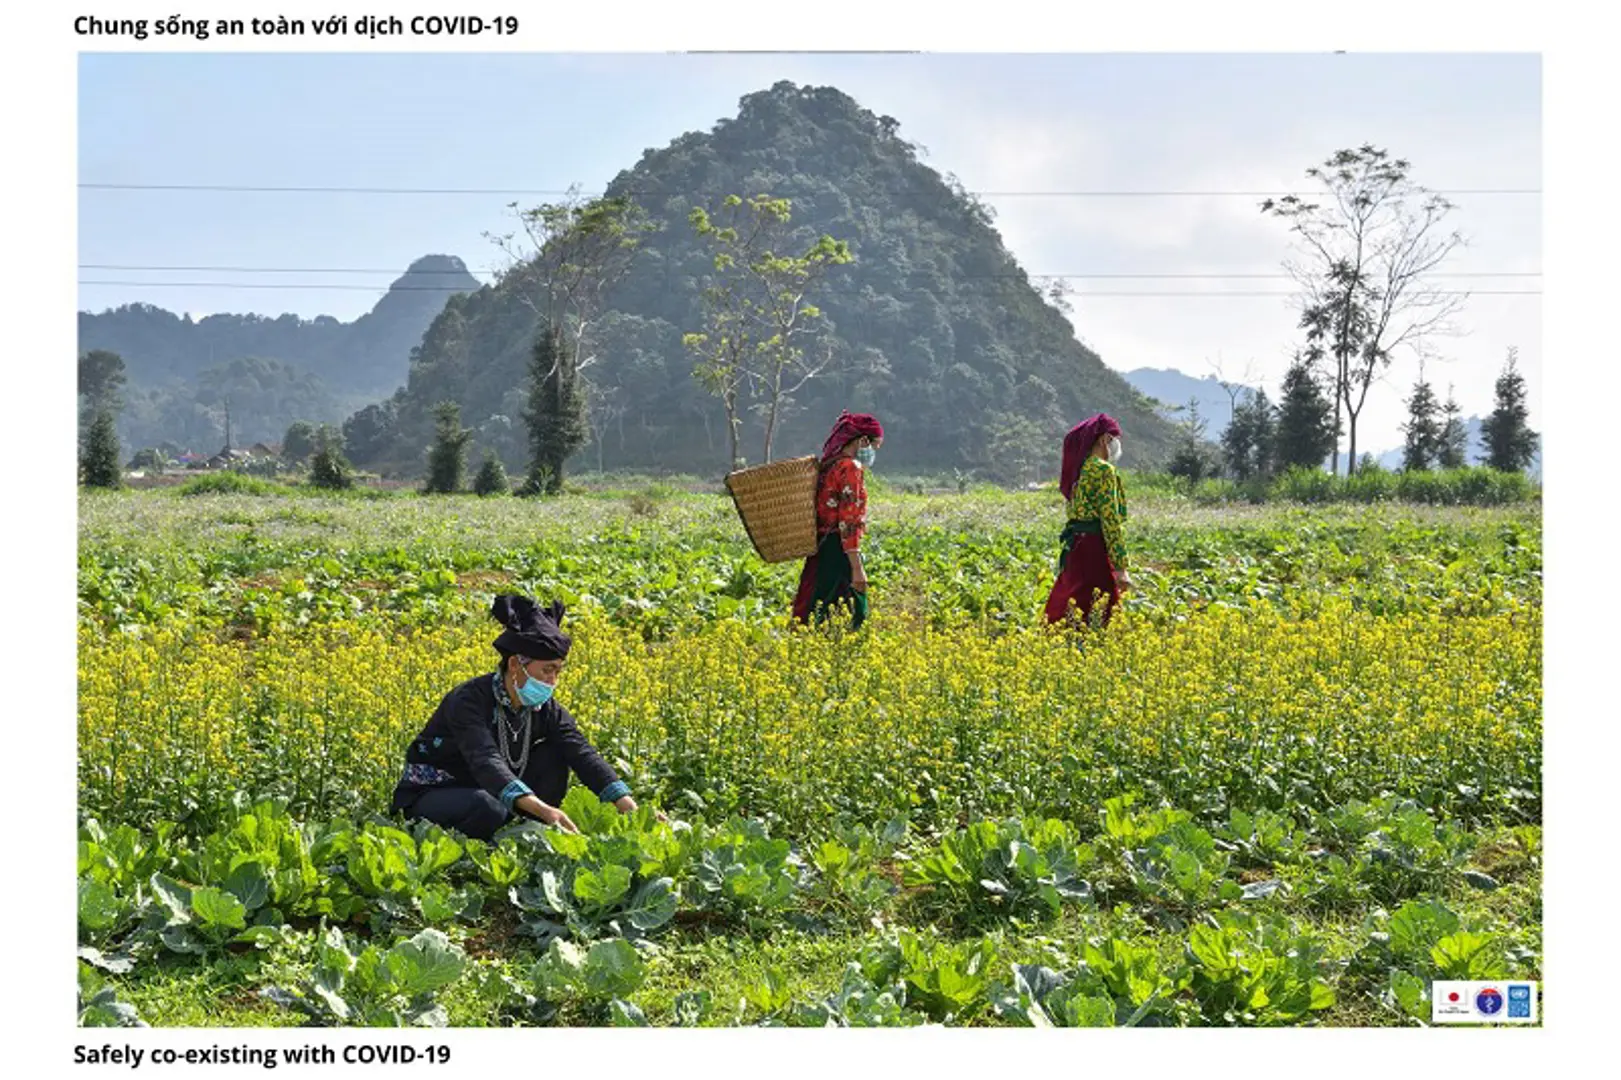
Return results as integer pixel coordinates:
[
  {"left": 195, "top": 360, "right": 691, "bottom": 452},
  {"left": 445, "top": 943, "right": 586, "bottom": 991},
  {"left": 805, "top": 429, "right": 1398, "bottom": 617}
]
[{"left": 1098, "top": 464, "right": 1128, "bottom": 571}]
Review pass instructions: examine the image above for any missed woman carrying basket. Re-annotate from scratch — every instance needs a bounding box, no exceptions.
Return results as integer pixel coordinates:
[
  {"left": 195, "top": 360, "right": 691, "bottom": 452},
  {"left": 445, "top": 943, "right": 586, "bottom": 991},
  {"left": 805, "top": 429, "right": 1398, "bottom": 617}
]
[
  {"left": 791, "top": 410, "right": 884, "bottom": 630},
  {"left": 1044, "top": 413, "right": 1132, "bottom": 628}
]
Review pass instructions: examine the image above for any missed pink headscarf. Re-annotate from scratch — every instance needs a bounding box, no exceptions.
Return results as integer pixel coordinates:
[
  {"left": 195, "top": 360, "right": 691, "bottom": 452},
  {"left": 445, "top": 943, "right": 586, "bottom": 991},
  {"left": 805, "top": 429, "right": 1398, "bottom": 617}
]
[
  {"left": 1058, "top": 413, "right": 1122, "bottom": 500},
  {"left": 819, "top": 410, "right": 885, "bottom": 464}
]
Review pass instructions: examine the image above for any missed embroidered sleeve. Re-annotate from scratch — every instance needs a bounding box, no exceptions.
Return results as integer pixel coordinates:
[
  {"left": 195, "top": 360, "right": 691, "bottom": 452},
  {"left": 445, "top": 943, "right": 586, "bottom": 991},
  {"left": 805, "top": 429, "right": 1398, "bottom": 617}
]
[
  {"left": 829, "top": 460, "right": 868, "bottom": 553},
  {"left": 1097, "top": 462, "right": 1128, "bottom": 571},
  {"left": 1071, "top": 458, "right": 1128, "bottom": 571}
]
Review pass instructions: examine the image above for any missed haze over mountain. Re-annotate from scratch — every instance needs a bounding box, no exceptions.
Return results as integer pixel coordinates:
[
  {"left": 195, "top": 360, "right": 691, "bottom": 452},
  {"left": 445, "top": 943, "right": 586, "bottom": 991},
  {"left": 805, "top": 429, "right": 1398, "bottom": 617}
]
[{"left": 78, "top": 256, "right": 480, "bottom": 450}]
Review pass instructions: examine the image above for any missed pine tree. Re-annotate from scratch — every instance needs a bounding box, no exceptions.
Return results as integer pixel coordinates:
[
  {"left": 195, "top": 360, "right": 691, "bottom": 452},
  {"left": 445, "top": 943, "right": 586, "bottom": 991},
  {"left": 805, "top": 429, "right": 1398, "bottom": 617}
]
[
  {"left": 1401, "top": 374, "right": 1443, "bottom": 471},
  {"left": 1221, "top": 388, "right": 1277, "bottom": 481},
  {"left": 1166, "top": 399, "right": 1218, "bottom": 483},
  {"left": 473, "top": 451, "right": 511, "bottom": 496},
  {"left": 81, "top": 408, "right": 123, "bottom": 489},
  {"left": 523, "top": 326, "right": 589, "bottom": 495},
  {"left": 1479, "top": 347, "right": 1538, "bottom": 473},
  {"left": 1438, "top": 386, "right": 1468, "bottom": 470},
  {"left": 1273, "top": 354, "right": 1339, "bottom": 471},
  {"left": 423, "top": 401, "right": 473, "bottom": 494}
]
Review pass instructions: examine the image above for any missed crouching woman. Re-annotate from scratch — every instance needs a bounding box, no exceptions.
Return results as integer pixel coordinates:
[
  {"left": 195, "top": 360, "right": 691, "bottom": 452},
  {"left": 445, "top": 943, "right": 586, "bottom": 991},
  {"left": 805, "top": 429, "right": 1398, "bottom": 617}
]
[{"left": 391, "top": 594, "right": 643, "bottom": 840}]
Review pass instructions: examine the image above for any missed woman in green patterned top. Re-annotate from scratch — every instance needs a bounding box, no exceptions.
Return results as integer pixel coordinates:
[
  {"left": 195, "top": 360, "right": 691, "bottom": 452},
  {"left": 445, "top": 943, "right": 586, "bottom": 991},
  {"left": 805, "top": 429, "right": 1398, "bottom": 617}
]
[{"left": 1044, "top": 413, "right": 1132, "bottom": 626}]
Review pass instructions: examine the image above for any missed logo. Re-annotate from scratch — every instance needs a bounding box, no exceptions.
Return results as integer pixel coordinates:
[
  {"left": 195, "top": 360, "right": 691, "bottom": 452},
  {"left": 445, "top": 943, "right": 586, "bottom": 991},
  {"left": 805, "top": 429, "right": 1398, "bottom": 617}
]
[
  {"left": 1432, "top": 981, "right": 1475, "bottom": 1022},
  {"left": 1434, "top": 980, "right": 1536, "bottom": 1023}
]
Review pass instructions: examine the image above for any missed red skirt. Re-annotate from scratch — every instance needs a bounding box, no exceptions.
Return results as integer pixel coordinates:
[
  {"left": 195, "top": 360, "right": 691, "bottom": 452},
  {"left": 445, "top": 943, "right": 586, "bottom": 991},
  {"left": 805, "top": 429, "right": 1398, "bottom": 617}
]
[{"left": 1044, "top": 532, "right": 1120, "bottom": 626}]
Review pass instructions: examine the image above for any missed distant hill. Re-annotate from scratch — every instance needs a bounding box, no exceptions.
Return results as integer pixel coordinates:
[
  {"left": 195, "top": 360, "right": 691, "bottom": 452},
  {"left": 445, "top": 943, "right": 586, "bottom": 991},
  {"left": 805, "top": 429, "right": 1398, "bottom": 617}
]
[
  {"left": 1120, "top": 367, "right": 1261, "bottom": 438},
  {"left": 79, "top": 255, "right": 480, "bottom": 397},
  {"left": 79, "top": 255, "right": 479, "bottom": 451},
  {"left": 343, "top": 81, "right": 1183, "bottom": 478}
]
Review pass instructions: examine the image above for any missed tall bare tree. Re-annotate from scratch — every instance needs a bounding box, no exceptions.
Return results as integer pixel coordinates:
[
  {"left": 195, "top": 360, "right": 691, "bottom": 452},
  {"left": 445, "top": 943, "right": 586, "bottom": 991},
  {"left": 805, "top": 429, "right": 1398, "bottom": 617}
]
[
  {"left": 486, "top": 186, "right": 656, "bottom": 490},
  {"left": 486, "top": 185, "right": 656, "bottom": 375},
  {"left": 1263, "top": 146, "right": 1466, "bottom": 475},
  {"left": 583, "top": 379, "right": 627, "bottom": 475}
]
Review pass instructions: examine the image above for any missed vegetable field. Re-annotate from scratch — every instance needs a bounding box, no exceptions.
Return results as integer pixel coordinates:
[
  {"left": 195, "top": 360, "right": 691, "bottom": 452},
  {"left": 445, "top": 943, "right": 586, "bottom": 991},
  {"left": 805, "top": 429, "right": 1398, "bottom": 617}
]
[{"left": 76, "top": 485, "right": 1542, "bottom": 1028}]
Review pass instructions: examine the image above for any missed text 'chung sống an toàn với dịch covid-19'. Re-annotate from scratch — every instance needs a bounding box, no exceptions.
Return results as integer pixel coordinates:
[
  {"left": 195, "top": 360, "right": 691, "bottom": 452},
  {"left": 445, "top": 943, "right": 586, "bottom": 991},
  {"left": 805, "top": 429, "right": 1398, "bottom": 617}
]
[{"left": 71, "top": 14, "right": 521, "bottom": 41}]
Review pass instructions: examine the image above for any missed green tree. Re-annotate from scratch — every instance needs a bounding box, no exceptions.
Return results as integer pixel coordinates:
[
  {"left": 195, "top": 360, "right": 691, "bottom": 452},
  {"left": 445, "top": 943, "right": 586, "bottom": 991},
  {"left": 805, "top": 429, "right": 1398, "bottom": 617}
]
[
  {"left": 342, "top": 401, "right": 398, "bottom": 466},
  {"left": 1401, "top": 372, "right": 1444, "bottom": 471},
  {"left": 1221, "top": 388, "right": 1277, "bottom": 481},
  {"left": 1438, "top": 386, "right": 1468, "bottom": 470},
  {"left": 127, "top": 447, "right": 165, "bottom": 471},
  {"left": 1263, "top": 145, "right": 1466, "bottom": 474},
  {"left": 309, "top": 426, "right": 354, "bottom": 490},
  {"left": 1479, "top": 346, "right": 1538, "bottom": 472},
  {"left": 79, "top": 349, "right": 127, "bottom": 415},
  {"left": 81, "top": 408, "right": 123, "bottom": 489},
  {"left": 687, "top": 193, "right": 854, "bottom": 466},
  {"left": 79, "top": 349, "right": 128, "bottom": 453},
  {"left": 489, "top": 187, "right": 656, "bottom": 365},
  {"left": 1166, "top": 399, "right": 1220, "bottom": 484},
  {"left": 522, "top": 327, "right": 588, "bottom": 495},
  {"left": 282, "top": 420, "right": 318, "bottom": 464},
  {"left": 1273, "top": 353, "right": 1339, "bottom": 471},
  {"left": 473, "top": 451, "right": 511, "bottom": 496},
  {"left": 423, "top": 401, "right": 473, "bottom": 494}
]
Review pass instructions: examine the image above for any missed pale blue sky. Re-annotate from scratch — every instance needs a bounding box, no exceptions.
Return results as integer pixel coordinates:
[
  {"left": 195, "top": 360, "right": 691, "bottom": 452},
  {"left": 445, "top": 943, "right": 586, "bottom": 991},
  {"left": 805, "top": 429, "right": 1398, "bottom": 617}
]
[{"left": 78, "top": 52, "right": 1541, "bottom": 451}]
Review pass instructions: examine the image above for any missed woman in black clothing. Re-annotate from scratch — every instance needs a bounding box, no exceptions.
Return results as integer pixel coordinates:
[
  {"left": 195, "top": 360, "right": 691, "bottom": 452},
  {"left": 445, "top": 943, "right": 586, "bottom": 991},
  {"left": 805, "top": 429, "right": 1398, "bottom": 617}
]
[{"left": 391, "top": 594, "right": 647, "bottom": 840}]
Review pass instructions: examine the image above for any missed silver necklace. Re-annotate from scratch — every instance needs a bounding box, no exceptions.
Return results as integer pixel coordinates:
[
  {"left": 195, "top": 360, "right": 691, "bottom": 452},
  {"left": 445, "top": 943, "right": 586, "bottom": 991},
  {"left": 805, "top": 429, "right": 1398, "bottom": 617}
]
[{"left": 493, "top": 675, "right": 532, "bottom": 776}]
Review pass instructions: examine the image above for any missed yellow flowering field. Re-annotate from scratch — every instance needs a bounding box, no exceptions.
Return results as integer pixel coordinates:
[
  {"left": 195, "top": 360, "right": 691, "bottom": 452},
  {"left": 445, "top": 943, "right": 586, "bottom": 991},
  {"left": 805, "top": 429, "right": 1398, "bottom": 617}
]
[{"left": 79, "top": 598, "right": 1539, "bottom": 832}]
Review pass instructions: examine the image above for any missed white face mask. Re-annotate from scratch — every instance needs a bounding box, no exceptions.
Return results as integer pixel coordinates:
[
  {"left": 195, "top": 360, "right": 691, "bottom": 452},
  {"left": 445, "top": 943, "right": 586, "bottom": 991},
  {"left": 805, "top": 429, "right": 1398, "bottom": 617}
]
[{"left": 1106, "top": 435, "right": 1123, "bottom": 464}]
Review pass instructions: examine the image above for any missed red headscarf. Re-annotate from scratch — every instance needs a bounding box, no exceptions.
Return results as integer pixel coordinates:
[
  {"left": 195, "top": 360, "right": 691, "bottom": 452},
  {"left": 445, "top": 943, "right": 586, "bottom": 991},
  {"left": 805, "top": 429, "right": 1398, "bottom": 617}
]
[
  {"left": 819, "top": 410, "right": 884, "bottom": 464},
  {"left": 1058, "top": 413, "right": 1122, "bottom": 500}
]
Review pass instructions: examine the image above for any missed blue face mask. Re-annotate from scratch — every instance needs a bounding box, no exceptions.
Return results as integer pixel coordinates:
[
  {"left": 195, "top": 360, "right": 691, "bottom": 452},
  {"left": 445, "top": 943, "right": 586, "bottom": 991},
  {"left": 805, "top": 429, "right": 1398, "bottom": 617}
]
[
  {"left": 516, "top": 672, "right": 554, "bottom": 708},
  {"left": 855, "top": 446, "right": 876, "bottom": 468}
]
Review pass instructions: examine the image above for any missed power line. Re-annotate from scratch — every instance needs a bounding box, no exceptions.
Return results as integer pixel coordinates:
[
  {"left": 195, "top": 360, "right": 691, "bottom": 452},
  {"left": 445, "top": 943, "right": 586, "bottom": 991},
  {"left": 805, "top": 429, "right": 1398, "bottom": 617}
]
[
  {"left": 76, "top": 263, "right": 1542, "bottom": 280},
  {"left": 77, "top": 279, "right": 1541, "bottom": 297},
  {"left": 78, "top": 182, "right": 1543, "bottom": 197}
]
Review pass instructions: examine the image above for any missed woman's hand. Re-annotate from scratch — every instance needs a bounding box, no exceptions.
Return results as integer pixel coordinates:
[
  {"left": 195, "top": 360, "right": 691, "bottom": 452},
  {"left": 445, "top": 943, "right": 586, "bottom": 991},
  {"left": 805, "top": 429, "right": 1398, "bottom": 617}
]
[
  {"left": 615, "top": 795, "right": 669, "bottom": 824},
  {"left": 516, "top": 794, "right": 578, "bottom": 833},
  {"left": 849, "top": 551, "right": 868, "bottom": 593},
  {"left": 1115, "top": 570, "right": 1134, "bottom": 593}
]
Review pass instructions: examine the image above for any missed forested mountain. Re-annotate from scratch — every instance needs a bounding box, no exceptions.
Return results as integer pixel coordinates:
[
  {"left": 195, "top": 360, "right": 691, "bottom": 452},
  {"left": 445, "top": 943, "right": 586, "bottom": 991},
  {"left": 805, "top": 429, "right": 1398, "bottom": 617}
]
[
  {"left": 79, "top": 256, "right": 480, "bottom": 451},
  {"left": 79, "top": 255, "right": 480, "bottom": 395},
  {"left": 118, "top": 356, "right": 340, "bottom": 450},
  {"left": 348, "top": 81, "right": 1180, "bottom": 477}
]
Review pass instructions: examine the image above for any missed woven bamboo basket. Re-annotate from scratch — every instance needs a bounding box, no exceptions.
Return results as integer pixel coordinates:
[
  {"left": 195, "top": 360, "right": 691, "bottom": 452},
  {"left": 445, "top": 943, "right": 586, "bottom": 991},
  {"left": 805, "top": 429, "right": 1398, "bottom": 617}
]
[{"left": 724, "top": 455, "right": 820, "bottom": 563}]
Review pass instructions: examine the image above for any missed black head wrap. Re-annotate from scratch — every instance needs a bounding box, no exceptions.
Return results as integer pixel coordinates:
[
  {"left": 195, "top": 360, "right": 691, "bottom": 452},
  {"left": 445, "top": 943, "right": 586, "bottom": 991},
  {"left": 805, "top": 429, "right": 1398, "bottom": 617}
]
[{"left": 490, "top": 594, "right": 571, "bottom": 661}]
